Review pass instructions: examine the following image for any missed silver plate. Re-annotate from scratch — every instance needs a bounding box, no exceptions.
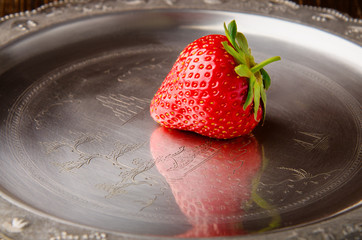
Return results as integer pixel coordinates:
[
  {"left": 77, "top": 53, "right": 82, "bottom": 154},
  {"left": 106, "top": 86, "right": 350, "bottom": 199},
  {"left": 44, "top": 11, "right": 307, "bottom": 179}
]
[{"left": 0, "top": 1, "right": 361, "bottom": 239}]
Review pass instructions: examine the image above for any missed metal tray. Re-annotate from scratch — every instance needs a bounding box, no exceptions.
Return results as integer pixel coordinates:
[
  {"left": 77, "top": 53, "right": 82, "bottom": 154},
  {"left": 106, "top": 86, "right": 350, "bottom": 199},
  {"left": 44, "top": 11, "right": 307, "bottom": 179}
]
[{"left": 0, "top": 1, "right": 361, "bottom": 239}]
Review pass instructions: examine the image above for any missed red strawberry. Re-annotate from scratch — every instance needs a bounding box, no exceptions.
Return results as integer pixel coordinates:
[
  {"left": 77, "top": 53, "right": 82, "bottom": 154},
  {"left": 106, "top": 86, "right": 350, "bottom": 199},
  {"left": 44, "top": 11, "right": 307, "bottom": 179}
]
[
  {"left": 150, "top": 20, "right": 280, "bottom": 139},
  {"left": 150, "top": 127, "right": 262, "bottom": 237}
]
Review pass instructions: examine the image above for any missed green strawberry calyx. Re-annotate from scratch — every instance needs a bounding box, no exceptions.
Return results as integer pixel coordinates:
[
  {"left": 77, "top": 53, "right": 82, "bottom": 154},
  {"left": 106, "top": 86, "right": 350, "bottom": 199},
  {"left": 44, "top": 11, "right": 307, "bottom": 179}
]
[{"left": 221, "top": 20, "right": 281, "bottom": 122}]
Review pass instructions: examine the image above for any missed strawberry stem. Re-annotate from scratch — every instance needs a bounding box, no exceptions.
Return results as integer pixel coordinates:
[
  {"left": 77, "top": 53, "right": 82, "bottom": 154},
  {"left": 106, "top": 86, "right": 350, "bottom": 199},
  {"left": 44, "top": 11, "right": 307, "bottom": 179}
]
[
  {"left": 222, "top": 20, "right": 281, "bottom": 123},
  {"left": 251, "top": 56, "right": 281, "bottom": 73}
]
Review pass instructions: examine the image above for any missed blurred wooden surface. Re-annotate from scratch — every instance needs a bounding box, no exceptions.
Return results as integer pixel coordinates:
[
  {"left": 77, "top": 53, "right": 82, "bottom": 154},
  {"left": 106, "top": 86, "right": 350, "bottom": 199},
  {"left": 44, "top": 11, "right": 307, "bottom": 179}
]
[
  {"left": 0, "top": 0, "right": 361, "bottom": 18},
  {"left": 291, "top": 0, "right": 361, "bottom": 18}
]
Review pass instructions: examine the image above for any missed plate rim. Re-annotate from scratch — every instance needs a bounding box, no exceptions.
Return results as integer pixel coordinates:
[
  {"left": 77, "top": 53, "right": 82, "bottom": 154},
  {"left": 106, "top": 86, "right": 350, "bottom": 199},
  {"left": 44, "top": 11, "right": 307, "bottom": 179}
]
[{"left": 0, "top": 0, "right": 362, "bottom": 46}]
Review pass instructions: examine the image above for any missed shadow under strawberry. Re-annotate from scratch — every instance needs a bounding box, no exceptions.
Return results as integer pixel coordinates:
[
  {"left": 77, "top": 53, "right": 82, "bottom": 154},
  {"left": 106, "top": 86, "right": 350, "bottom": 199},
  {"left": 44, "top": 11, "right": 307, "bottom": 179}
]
[{"left": 150, "top": 127, "right": 280, "bottom": 237}]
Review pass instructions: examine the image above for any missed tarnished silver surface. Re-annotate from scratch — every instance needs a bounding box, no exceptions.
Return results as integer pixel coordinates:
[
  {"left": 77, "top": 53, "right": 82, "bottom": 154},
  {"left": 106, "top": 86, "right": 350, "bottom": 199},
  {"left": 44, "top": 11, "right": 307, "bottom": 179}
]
[{"left": 0, "top": 0, "right": 361, "bottom": 239}]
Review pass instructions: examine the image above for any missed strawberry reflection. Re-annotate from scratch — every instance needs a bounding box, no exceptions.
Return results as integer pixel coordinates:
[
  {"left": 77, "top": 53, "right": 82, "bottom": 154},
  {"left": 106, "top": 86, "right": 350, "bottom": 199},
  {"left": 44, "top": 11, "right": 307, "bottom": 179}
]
[{"left": 150, "top": 127, "right": 279, "bottom": 237}]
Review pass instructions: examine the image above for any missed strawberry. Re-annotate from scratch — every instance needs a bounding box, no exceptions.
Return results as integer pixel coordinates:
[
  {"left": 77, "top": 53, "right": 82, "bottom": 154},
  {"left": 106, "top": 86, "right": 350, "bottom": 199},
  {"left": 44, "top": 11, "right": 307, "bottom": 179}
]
[
  {"left": 150, "top": 20, "right": 280, "bottom": 139},
  {"left": 150, "top": 127, "right": 262, "bottom": 237}
]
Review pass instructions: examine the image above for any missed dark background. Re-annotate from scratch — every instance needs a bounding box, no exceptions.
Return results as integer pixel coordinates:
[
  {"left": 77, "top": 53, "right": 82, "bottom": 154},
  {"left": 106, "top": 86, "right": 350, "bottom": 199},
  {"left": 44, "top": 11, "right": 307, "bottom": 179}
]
[{"left": 0, "top": 0, "right": 361, "bottom": 19}]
